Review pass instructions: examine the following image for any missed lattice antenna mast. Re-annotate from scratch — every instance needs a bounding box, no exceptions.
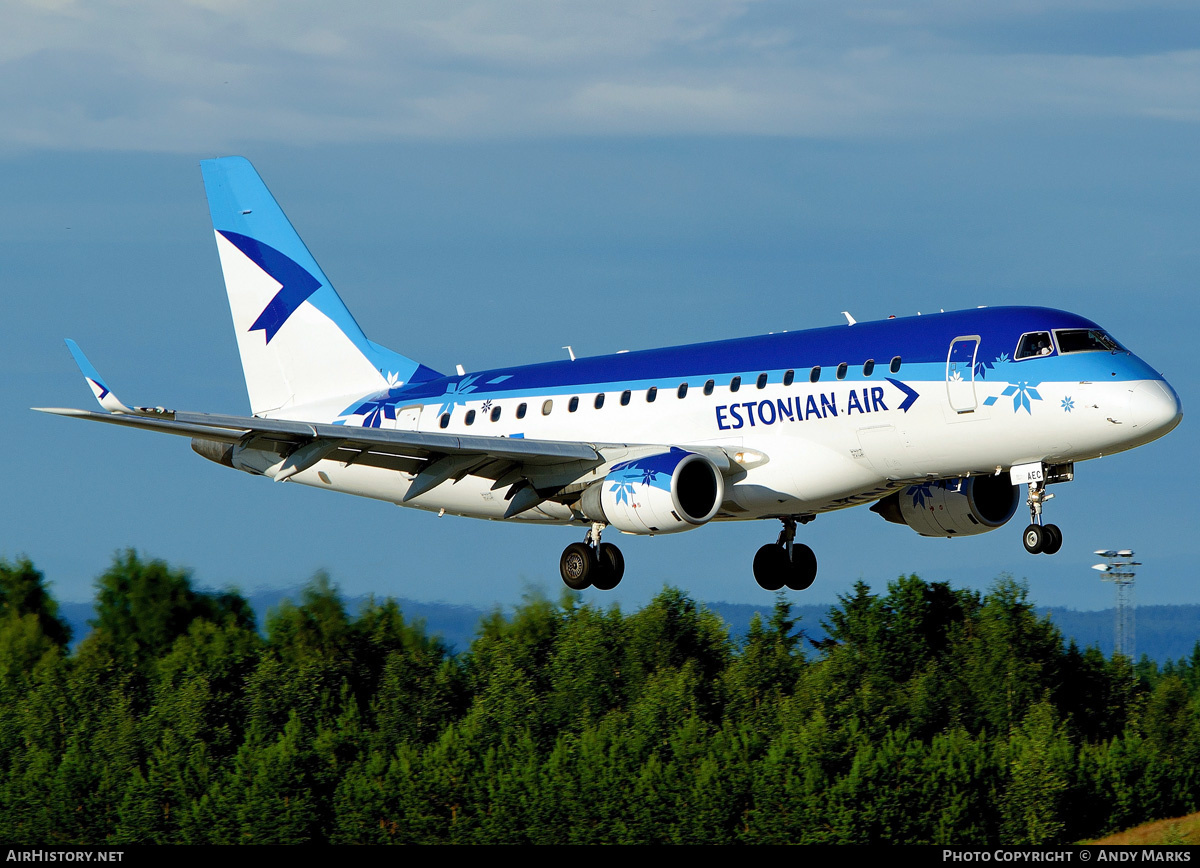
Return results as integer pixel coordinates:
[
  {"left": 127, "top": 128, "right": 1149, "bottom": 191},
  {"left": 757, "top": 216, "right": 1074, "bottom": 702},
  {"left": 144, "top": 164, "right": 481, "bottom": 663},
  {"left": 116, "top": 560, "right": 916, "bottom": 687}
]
[{"left": 1092, "top": 550, "right": 1140, "bottom": 661}]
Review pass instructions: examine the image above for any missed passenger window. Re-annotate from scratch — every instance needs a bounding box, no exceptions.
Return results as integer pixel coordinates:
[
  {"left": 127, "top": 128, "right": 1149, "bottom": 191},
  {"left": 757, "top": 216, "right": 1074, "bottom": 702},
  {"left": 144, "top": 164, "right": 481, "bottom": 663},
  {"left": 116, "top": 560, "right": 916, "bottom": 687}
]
[
  {"left": 730, "top": 376, "right": 741, "bottom": 392},
  {"left": 465, "top": 410, "right": 476, "bottom": 425},
  {"left": 677, "top": 383, "right": 688, "bottom": 399},
  {"left": 863, "top": 359, "right": 874, "bottom": 377},
  {"left": 703, "top": 379, "right": 714, "bottom": 395},
  {"left": 542, "top": 400, "right": 553, "bottom": 415},
  {"left": 783, "top": 369, "right": 794, "bottom": 386},
  {"left": 491, "top": 406, "right": 502, "bottom": 422},
  {"left": 890, "top": 356, "right": 902, "bottom": 374},
  {"left": 646, "top": 387, "right": 657, "bottom": 402},
  {"left": 620, "top": 390, "right": 631, "bottom": 406},
  {"left": 756, "top": 373, "right": 768, "bottom": 389},
  {"left": 836, "top": 363, "right": 847, "bottom": 380},
  {"left": 568, "top": 397, "right": 579, "bottom": 413},
  {"left": 810, "top": 366, "right": 821, "bottom": 383},
  {"left": 594, "top": 393, "right": 605, "bottom": 410},
  {"left": 516, "top": 403, "right": 527, "bottom": 419},
  {"left": 1015, "top": 331, "right": 1054, "bottom": 360},
  {"left": 439, "top": 413, "right": 450, "bottom": 429}
]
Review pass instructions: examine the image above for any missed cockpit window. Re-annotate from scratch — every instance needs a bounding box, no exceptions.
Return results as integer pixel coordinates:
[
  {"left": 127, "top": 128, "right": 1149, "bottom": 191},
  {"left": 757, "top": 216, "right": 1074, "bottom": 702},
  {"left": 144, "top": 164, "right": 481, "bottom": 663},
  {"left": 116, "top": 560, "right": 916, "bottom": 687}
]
[
  {"left": 1055, "top": 328, "right": 1123, "bottom": 354},
  {"left": 1015, "top": 331, "right": 1054, "bottom": 360}
]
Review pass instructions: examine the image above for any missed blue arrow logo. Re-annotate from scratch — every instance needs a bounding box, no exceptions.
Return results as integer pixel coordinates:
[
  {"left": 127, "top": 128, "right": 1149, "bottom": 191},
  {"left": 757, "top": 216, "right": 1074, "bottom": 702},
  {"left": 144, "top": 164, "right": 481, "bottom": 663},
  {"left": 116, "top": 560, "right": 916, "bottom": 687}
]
[
  {"left": 218, "top": 230, "right": 321, "bottom": 344},
  {"left": 86, "top": 378, "right": 110, "bottom": 400},
  {"left": 886, "top": 377, "right": 919, "bottom": 412}
]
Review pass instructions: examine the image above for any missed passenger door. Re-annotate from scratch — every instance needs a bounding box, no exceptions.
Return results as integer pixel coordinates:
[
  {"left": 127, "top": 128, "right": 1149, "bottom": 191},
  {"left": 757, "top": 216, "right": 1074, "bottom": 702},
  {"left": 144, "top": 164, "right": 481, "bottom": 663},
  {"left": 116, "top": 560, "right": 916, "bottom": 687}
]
[{"left": 946, "top": 336, "right": 980, "bottom": 413}]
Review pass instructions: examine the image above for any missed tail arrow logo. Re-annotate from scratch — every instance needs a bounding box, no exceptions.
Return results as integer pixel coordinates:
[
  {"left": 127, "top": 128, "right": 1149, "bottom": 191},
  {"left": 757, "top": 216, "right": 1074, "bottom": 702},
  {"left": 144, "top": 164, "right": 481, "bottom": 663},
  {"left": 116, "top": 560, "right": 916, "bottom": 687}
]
[
  {"left": 219, "top": 230, "right": 321, "bottom": 343},
  {"left": 886, "top": 378, "right": 919, "bottom": 412}
]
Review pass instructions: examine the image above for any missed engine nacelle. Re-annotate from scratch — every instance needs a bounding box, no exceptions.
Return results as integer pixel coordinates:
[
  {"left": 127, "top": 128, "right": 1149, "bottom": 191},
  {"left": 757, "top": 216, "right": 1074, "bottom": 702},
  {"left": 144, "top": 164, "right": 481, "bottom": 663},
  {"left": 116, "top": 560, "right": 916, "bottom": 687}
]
[
  {"left": 870, "top": 475, "right": 1019, "bottom": 538},
  {"left": 191, "top": 437, "right": 275, "bottom": 476},
  {"left": 580, "top": 448, "right": 724, "bottom": 535}
]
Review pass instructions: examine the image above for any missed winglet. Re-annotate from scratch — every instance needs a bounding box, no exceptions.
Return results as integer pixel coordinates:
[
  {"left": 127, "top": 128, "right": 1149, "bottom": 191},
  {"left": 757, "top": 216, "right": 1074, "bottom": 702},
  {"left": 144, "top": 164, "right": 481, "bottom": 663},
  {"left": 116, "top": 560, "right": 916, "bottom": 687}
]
[{"left": 64, "top": 340, "right": 133, "bottom": 413}]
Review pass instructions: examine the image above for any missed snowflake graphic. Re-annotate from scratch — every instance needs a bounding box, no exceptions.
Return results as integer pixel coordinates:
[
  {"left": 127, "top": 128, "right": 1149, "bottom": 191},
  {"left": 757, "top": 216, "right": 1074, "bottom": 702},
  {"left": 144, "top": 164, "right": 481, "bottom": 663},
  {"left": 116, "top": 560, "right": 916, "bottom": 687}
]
[
  {"left": 609, "top": 479, "right": 639, "bottom": 506},
  {"left": 983, "top": 380, "right": 1042, "bottom": 414},
  {"left": 638, "top": 467, "right": 663, "bottom": 487},
  {"left": 481, "top": 399, "right": 493, "bottom": 413},
  {"left": 949, "top": 370, "right": 964, "bottom": 382},
  {"left": 907, "top": 483, "right": 935, "bottom": 509},
  {"left": 351, "top": 396, "right": 396, "bottom": 428},
  {"left": 1062, "top": 396, "right": 1074, "bottom": 413},
  {"left": 437, "top": 375, "right": 480, "bottom": 416},
  {"left": 906, "top": 479, "right": 963, "bottom": 508},
  {"left": 976, "top": 352, "right": 1011, "bottom": 380},
  {"left": 607, "top": 454, "right": 677, "bottom": 505}
]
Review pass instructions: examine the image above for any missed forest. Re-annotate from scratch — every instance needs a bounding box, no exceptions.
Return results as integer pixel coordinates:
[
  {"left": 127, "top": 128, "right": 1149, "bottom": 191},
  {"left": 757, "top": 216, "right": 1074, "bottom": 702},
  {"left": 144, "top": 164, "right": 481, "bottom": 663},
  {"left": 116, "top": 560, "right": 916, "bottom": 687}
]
[{"left": 1, "top": 550, "right": 1198, "bottom": 845}]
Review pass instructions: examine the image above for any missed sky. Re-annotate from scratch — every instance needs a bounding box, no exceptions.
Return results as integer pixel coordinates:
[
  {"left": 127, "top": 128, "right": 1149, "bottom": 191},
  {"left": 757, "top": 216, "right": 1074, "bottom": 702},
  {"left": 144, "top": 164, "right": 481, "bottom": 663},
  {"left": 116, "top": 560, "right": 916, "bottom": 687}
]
[{"left": 2, "top": 1, "right": 1199, "bottom": 613}]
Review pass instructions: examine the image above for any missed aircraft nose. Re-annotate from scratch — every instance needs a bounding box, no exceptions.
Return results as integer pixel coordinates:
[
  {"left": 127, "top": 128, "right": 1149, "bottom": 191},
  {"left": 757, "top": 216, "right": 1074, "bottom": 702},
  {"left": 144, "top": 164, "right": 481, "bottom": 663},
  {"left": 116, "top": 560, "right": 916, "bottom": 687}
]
[{"left": 1130, "top": 380, "right": 1183, "bottom": 438}]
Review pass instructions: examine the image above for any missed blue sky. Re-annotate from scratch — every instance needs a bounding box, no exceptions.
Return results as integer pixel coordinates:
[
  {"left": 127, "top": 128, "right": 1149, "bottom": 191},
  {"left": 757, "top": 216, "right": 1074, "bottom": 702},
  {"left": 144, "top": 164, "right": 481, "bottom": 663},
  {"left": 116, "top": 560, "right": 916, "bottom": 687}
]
[{"left": 2, "top": 1, "right": 1198, "bottom": 612}]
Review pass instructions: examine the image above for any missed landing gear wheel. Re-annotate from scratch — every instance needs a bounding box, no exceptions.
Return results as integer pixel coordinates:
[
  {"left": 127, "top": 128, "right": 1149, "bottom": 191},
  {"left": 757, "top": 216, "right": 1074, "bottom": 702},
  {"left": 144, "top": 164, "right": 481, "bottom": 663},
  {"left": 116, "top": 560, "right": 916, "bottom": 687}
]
[
  {"left": 785, "top": 544, "right": 817, "bottom": 591},
  {"left": 560, "top": 542, "right": 596, "bottom": 590},
  {"left": 1022, "top": 524, "right": 1045, "bottom": 555},
  {"left": 1041, "top": 524, "right": 1063, "bottom": 555},
  {"left": 591, "top": 543, "right": 625, "bottom": 591},
  {"left": 753, "top": 544, "right": 787, "bottom": 591}
]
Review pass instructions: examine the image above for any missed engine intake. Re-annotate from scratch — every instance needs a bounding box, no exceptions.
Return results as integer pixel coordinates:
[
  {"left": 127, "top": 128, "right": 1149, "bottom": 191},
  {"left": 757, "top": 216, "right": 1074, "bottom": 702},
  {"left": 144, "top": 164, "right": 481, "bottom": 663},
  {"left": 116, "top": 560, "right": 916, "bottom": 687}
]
[
  {"left": 581, "top": 448, "right": 724, "bottom": 535},
  {"left": 871, "top": 475, "right": 1019, "bottom": 538}
]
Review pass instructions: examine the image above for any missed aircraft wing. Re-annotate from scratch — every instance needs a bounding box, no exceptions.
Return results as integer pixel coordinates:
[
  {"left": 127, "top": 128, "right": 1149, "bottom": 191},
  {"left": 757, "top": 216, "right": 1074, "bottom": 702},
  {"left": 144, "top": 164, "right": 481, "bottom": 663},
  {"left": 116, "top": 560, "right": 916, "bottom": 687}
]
[
  {"left": 37, "top": 339, "right": 740, "bottom": 517},
  {"left": 33, "top": 405, "right": 737, "bottom": 518},
  {"left": 35, "top": 407, "right": 602, "bottom": 463}
]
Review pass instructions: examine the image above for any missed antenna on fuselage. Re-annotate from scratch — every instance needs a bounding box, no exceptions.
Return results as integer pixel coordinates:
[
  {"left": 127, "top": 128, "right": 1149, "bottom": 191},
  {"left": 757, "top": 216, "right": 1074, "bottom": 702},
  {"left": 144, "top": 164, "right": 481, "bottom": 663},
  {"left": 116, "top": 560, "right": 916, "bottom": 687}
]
[
  {"left": 562, "top": 346, "right": 576, "bottom": 361},
  {"left": 841, "top": 311, "right": 856, "bottom": 326}
]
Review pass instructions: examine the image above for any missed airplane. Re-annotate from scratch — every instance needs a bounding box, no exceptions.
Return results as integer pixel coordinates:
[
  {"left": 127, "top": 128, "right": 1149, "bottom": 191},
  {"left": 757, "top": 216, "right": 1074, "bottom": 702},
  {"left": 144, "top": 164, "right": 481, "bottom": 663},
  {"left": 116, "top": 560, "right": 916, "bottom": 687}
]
[{"left": 36, "top": 156, "right": 1184, "bottom": 593}]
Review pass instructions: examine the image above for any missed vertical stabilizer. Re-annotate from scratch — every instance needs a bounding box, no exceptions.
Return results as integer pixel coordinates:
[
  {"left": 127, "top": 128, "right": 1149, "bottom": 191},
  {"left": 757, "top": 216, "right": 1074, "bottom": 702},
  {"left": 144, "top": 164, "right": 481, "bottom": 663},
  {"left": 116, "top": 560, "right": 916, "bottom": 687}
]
[{"left": 201, "top": 157, "right": 439, "bottom": 418}]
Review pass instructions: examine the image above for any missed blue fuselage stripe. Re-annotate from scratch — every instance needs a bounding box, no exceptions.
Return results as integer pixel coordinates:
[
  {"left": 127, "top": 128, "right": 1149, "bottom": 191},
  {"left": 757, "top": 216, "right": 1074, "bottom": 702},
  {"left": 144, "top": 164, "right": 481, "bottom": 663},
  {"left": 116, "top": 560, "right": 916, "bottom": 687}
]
[{"left": 361, "top": 307, "right": 1162, "bottom": 413}]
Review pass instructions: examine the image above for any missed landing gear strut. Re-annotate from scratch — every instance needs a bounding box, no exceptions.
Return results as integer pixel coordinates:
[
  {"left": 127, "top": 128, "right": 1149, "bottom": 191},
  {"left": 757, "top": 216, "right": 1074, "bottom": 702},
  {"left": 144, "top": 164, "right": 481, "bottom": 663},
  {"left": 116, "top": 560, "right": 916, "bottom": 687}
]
[
  {"left": 1022, "top": 481, "right": 1062, "bottom": 555},
  {"left": 559, "top": 523, "right": 625, "bottom": 591},
  {"left": 753, "top": 517, "right": 817, "bottom": 591}
]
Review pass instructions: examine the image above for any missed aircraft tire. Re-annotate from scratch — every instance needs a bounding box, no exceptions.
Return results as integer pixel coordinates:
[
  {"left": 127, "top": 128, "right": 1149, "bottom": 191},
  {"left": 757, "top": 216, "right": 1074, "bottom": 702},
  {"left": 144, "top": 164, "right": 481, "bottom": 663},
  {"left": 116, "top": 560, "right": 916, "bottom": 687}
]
[
  {"left": 560, "top": 542, "right": 596, "bottom": 590},
  {"left": 591, "top": 543, "right": 625, "bottom": 591},
  {"left": 785, "top": 544, "right": 817, "bottom": 591},
  {"left": 1022, "top": 524, "right": 1045, "bottom": 554},
  {"left": 753, "top": 544, "right": 787, "bottom": 591},
  {"left": 1041, "top": 524, "right": 1063, "bottom": 555}
]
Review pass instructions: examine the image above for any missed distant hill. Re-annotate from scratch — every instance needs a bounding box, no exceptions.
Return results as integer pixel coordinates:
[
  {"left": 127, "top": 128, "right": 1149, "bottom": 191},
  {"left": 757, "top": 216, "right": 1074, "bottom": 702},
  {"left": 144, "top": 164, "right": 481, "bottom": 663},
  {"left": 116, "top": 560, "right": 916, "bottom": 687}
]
[
  {"left": 58, "top": 591, "right": 1200, "bottom": 663},
  {"left": 1039, "top": 604, "right": 1200, "bottom": 663}
]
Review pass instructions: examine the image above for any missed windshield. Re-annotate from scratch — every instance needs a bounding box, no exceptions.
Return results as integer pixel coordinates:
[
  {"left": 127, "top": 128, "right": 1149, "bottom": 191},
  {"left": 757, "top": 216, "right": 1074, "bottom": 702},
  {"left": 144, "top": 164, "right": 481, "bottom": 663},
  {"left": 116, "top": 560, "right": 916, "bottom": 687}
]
[{"left": 1055, "top": 329, "right": 1123, "bottom": 354}]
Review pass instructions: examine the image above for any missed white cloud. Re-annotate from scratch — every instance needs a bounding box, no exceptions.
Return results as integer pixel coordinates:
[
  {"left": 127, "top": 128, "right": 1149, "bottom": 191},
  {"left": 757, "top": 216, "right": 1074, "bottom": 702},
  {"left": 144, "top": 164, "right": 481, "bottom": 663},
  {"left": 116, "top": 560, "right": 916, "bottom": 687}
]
[{"left": 2, "top": 0, "right": 1198, "bottom": 152}]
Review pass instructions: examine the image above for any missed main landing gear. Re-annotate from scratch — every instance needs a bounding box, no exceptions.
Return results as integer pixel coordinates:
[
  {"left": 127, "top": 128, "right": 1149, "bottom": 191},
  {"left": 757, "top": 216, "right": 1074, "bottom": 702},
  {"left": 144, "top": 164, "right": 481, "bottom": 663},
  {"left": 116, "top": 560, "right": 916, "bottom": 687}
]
[
  {"left": 1022, "top": 480, "right": 1063, "bottom": 555},
  {"left": 559, "top": 523, "right": 625, "bottom": 591},
  {"left": 753, "top": 517, "right": 817, "bottom": 591}
]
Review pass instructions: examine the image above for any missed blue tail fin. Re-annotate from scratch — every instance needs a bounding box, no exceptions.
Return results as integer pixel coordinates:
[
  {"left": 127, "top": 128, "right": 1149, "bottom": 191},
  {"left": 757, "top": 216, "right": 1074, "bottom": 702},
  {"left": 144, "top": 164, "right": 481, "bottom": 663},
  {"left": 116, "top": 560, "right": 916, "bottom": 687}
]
[{"left": 201, "top": 156, "right": 440, "bottom": 417}]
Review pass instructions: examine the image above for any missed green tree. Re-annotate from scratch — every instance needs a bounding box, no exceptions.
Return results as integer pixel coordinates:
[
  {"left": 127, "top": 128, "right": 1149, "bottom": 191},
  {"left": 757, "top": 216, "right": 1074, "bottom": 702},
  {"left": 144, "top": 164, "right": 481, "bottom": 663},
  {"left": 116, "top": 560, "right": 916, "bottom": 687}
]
[
  {"left": 0, "top": 557, "right": 71, "bottom": 647},
  {"left": 90, "top": 550, "right": 253, "bottom": 661},
  {"left": 998, "top": 700, "right": 1074, "bottom": 844}
]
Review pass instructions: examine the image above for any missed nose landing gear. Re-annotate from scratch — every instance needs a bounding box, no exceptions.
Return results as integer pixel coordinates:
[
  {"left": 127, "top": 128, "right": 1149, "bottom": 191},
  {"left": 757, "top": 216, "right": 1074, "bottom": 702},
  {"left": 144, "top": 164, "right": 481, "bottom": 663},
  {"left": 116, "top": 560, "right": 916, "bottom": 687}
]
[
  {"left": 1022, "top": 481, "right": 1063, "bottom": 555},
  {"left": 753, "top": 516, "right": 818, "bottom": 591},
  {"left": 559, "top": 523, "right": 625, "bottom": 590}
]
